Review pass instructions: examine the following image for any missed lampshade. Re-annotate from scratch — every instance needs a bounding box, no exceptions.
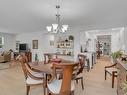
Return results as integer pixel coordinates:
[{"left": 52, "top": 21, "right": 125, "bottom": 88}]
[
  {"left": 52, "top": 24, "right": 58, "bottom": 30},
  {"left": 47, "top": 26, "right": 52, "bottom": 31},
  {"left": 62, "top": 28, "right": 65, "bottom": 33},
  {"left": 62, "top": 25, "right": 68, "bottom": 31}
]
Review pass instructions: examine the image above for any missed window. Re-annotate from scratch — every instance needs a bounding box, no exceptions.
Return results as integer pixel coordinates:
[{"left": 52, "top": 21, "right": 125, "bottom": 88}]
[{"left": 0, "top": 37, "right": 4, "bottom": 48}]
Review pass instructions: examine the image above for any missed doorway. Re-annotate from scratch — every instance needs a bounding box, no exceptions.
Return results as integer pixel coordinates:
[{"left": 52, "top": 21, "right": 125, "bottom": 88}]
[{"left": 97, "top": 35, "right": 111, "bottom": 56}]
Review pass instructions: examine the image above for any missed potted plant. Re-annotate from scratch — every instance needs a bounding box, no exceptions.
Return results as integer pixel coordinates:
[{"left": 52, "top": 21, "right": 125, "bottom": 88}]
[{"left": 111, "top": 50, "right": 123, "bottom": 63}]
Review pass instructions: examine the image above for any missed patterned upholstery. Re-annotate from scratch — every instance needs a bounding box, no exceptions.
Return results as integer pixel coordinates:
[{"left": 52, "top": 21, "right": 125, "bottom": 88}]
[
  {"left": 0, "top": 51, "right": 11, "bottom": 62},
  {"left": 106, "top": 67, "right": 117, "bottom": 75}
]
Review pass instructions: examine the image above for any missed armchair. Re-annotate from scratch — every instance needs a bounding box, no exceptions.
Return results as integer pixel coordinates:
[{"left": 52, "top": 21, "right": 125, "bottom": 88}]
[{"left": 0, "top": 51, "right": 11, "bottom": 63}]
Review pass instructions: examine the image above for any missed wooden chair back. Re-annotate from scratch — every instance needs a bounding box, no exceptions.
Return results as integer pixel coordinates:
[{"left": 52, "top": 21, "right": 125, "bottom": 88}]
[
  {"left": 77, "top": 54, "right": 86, "bottom": 75},
  {"left": 52, "top": 63, "right": 78, "bottom": 95},
  {"left": 18, "top": 54, "right": 38, "bottom": 80},
  {"left": 44, "top": 53, "right": 56, "bottom": 64},
  {"left": 18, "top": 54, "right": 28, "bottom": 79}
]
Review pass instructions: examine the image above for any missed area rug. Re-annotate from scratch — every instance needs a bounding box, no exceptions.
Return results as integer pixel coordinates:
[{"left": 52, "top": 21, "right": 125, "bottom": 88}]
[{"left": 0, "top": 62, "right": 10, "bottom": 70}]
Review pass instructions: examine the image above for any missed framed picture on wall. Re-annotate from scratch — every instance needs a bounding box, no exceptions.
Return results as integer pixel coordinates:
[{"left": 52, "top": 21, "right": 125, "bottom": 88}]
[{"left": 32, "top": 40, "right": 38, "bottom": 49}]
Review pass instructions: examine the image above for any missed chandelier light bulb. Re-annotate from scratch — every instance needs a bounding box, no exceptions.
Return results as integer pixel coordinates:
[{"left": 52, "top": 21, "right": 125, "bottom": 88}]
[{"left": 53, "top": 29, "right": 57, "bottom": 33}]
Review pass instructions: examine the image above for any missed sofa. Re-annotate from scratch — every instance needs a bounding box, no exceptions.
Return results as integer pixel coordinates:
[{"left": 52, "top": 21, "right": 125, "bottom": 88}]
[{"left": 0, "top": 51, "right": 11, "bottom": 63}]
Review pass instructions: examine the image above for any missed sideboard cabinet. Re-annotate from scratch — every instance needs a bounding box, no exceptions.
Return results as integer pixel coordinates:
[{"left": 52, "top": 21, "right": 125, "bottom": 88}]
[{"left": 117, "top": 60, "right": 127, "bottom": 95}]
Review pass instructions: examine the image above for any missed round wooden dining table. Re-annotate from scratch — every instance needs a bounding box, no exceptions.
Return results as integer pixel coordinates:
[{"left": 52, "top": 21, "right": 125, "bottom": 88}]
[
  {"left": 31, "top": 61, "right": 76, "bottom": 85},
  {"left": 31, "top": 61, "right": 75, "bottom": 74},
  {"left": 51, "top": 58, "right": 62, "bottom": 63},
  {"left": 31, "top": 62, "right": 53, "bottom": 74}
]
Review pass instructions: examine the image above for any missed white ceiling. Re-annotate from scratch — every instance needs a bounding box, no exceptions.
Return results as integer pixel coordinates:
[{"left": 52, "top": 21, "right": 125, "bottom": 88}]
[{"left": 0, "top": 0, "right": 126, "bottom": 34}]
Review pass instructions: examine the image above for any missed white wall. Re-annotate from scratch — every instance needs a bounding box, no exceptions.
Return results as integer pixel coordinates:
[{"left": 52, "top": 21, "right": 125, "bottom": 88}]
[
  {"left": 16, "top": 31, "right": 56, "bottom": 61},
  {"left": 80, "top": 28, "right": 125, "bottom": 53},
  {"left": 0, "top": 32, "right": 15, "bottom": 51},
  {"left": 15, "top": 27, "right": 126, "bottom": 62},
  {"left": 111, "top": 28, "right": 125, "bottom": 52},
  {"left": 16, "top": 30, "right": 81, "bottom": 62},
  {"left": 111, "top": 32, "right": 120, "bottom": 52},
  {"left": 124, "top": 27, "right": 127, "bottom": 53}
]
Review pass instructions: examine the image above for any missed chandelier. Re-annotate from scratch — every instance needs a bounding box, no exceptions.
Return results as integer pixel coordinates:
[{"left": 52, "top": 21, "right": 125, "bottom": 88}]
[{"left": 46, "top": 5, "right": 68, "bottom": 33}]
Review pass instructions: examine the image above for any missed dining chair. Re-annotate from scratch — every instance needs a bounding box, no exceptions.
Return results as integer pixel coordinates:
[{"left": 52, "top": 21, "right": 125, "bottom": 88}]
[
  {"left": 44, "top": 53, "right": 57, "bottom": 64},
  {"left": 44, "top": 53, "right": 59, "bottom": 81},
  {"left": 18, "top": 54, "right": 46, "bottom": 95},
  {"left": 47, "top": 63, "right": 78, "bottom": 95},
  {"left": 73, "top": 54, "right": 86, "bottom": 90},
  {"left": 78, "top": 53, "right": 90, "bottom": 72},
  {"left": 105, "top": 62, "right": 117, "bottom": 88}
]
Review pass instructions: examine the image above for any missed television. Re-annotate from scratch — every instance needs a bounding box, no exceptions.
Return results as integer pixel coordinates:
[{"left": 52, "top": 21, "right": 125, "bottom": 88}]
[{"left": 19, "top": 43, "right": 28, "bottom": 52}]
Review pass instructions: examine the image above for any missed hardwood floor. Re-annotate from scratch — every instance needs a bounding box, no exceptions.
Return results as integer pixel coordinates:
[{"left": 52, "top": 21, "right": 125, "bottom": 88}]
[
  {"left": 75, "top": 57, "right": 117, "bottom": 95},
  {"left": 0, "top": 57, "right": 117, "bottom": 95}
]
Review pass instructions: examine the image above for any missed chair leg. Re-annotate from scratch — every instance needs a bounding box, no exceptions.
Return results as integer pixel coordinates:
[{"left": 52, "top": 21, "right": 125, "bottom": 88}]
[
  {"left": 75, "top": 78, "right": 78, "bottom": 84},
  {"left": 105, "top": 70, "right": 107, "bottom": 80},
  {"left": 81, "top": 77, "right": 84, "bottom": 90},
  {"left": 43, "top": 85, "right": 46, "bottom": 95},
  {"left": 75, "top": 77, "right": 84, "bottom": 90},
  {"left": 70, "top": 91, "right": 74, "bottom": 95},
  {"left": 87, "top": 62, "right": 90, "bottom": 72},
  {"left": 112, "top": 72, "right": 115, "bottom": 88},
  {"left": 48, "top": 93, "right": 52, "bottom": 95},
  {"left": 26, "top": 85, "right": 30, "bottom": 95},
  {"left": 47, "top": 88, "right": 52, "bottom": 95}
]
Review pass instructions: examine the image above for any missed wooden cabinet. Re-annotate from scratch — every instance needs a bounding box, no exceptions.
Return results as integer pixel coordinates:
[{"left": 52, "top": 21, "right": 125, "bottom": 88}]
[
  {"left": 56, "top": 36, "right": 74, "bottom": 57},
  {"left": 117, "top": 60, "right": 127, "bottom": 95}
]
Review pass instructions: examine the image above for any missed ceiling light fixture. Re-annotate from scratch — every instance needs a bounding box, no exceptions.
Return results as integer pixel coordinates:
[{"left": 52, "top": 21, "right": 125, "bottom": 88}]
[{"left": 46, "top": 5, "right": 68, "bottom": 33}]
